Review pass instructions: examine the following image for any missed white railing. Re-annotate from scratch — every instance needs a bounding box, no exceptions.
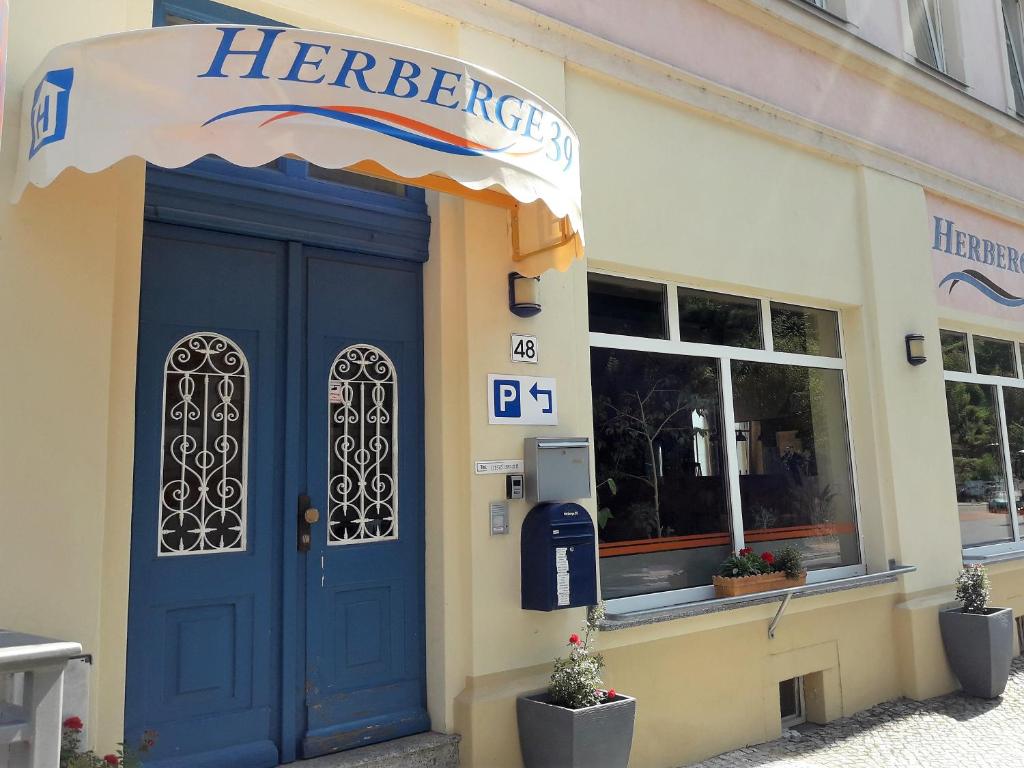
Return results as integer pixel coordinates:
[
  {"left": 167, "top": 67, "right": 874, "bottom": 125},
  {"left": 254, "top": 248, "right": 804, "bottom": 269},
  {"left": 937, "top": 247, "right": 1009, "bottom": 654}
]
[{"left": 0, "top": 631, "right": 82, "bottom": 768}]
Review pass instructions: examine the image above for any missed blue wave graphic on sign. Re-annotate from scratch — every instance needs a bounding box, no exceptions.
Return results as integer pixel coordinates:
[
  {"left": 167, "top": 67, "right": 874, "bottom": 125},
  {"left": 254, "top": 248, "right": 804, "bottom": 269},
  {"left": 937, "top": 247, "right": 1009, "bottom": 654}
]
[
  {"left": 203, "top": 103, "right": 514, "bottom": 157},
  {"left": 939, "top": 269, "right": 1024, "bottom": 308}
]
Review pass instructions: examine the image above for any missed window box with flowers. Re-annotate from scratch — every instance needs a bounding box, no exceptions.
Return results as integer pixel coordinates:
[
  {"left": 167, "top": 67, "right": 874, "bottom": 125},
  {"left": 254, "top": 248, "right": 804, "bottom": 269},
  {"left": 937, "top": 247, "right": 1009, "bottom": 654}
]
[
  {"left": 516, "top": 605, "right": 636, "bottom": 768},
  {"left": 712, "top": 546, "right": 806, "bottom": 597}
]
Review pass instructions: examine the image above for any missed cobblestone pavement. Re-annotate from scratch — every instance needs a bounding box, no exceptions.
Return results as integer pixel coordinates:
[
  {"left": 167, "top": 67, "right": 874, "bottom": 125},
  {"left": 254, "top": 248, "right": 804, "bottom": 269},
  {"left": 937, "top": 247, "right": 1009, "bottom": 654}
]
[{"left": 689, "top": 657, "right": 1024, "bottom": 767}]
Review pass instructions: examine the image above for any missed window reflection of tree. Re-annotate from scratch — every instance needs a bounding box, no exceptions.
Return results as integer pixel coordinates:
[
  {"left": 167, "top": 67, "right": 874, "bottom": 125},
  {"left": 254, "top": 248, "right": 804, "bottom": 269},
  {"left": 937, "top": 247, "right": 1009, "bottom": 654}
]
[
  {"left": 678, "top": 291, "right": 761, "bottom": 348},
  {"left": 591, "top": 348, "right": 726, "bottom": 543},
  {"left": 731, "top": 361, "right": 848, "bottom": 562},
  {"left": 945, "top": 382, "right": 1003, "bottom": 502},
  {"left": 1005, "top": 390, "right": 1024, "bottom": 505}
]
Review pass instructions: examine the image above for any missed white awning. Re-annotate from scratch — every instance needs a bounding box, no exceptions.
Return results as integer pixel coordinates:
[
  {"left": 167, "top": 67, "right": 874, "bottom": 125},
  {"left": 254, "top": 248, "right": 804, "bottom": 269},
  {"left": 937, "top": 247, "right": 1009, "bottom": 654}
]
[{"left": 15, "top": 25, "right": 584, "bottom": 273}]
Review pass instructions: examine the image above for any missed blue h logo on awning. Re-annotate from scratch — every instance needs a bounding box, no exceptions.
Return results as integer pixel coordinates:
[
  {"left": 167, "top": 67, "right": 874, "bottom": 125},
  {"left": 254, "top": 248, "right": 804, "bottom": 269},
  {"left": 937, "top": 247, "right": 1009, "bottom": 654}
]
[{"left": 29, "top": 68, "right": 74, "bottom": 158}]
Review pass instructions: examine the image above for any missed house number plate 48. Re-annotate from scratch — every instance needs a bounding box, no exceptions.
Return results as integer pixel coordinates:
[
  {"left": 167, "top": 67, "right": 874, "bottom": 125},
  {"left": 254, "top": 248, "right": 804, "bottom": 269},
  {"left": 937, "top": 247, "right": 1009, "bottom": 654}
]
[{"left": 510, "top": 333, "right": 538, "bottom": 364}]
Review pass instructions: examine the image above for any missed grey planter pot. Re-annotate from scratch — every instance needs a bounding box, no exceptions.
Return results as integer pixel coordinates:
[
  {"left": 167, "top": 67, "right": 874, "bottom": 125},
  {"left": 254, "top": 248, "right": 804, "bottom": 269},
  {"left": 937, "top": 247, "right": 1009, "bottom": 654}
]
[
  {"left": 938, "top": 606, "right": 1014, "bottom": 698},
  {"left": 517, "top": 692, "right": 636, "bottom": 768}
]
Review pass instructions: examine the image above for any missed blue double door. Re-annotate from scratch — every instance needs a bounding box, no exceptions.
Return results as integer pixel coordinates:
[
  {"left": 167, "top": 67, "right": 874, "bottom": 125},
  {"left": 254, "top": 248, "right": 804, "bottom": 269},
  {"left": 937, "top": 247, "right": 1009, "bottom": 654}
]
[{"left": 126, "top": 220, "right": 427, "bottom": 766}]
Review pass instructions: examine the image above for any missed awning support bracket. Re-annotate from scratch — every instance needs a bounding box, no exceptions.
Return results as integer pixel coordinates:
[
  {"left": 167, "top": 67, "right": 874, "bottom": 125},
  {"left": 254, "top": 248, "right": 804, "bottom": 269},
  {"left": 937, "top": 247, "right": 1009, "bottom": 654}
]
[
  {"left": 510, "top": 207, "right": 577, "bottom": 263},
  {"left": 768, "top": 592, "right": 793, "bottom": 639}
]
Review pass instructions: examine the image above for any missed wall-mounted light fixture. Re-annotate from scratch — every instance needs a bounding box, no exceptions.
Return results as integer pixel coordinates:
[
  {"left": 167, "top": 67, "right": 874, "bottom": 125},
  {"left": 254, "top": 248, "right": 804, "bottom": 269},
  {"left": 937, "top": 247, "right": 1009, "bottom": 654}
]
[
  {"left": 508, "top": 272, "right": 541, "bottom": 318},
  {"left": 905, "top": 333, "right": 926, "bottom": 366}
]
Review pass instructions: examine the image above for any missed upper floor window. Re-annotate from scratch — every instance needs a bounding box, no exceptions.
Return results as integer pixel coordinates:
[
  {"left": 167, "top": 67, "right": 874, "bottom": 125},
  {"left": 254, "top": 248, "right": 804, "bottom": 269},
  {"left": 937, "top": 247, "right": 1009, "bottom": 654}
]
[
  {"left": 1003, "top": 0, "right": 1024, "bottom": 115},
  {"left": 589, "top": 274, "right": 862, "bottom": 610},
  {"left": 796, "top": 0, "right": 849, "bottom": 20},
  {"left": 941, "top": 329, "right": 1024, "bottom": 554},
  {"left": 905, "top": 0, "right": 965, "bottom": 81}
]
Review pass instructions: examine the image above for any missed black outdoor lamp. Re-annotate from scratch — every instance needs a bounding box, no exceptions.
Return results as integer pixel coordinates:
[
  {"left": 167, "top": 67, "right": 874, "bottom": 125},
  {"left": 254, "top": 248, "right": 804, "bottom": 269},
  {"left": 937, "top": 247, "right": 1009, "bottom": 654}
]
[
  {"left": 508, "top": 272, "right": 541, "bottom": 317},
  {"left": 905, "top": 333, "right": 927, "bottom": 366}
]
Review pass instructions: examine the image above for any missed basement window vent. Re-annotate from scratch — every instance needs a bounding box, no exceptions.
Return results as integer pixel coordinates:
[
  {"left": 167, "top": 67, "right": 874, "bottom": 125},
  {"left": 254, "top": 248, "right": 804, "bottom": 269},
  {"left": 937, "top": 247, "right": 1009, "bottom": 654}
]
[{"left": 780, "top": 677, "right": 806, "bottom": 729}]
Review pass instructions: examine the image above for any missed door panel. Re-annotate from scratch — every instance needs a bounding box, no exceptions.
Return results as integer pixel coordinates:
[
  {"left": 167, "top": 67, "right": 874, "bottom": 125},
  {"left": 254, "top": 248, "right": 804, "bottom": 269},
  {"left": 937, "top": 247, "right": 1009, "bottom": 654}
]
[
  {"left": 302, "top": 253, "right": 427, "bottom": 756},
  {"left": 126, "top": 223, "right": 286, "bottom": 767},
  {"left": 159, "top": 597, "right": 253, "bottom": 715},
  {"left": 128, "top": 227, "right": 427, "bottom": 766}
]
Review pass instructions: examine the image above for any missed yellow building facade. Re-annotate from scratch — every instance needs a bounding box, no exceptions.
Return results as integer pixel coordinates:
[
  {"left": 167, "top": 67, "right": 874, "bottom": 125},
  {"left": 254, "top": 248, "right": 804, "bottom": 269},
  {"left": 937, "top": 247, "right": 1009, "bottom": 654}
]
[{"left": 5, "top": 1, "right": 1024, "bottom": 767}]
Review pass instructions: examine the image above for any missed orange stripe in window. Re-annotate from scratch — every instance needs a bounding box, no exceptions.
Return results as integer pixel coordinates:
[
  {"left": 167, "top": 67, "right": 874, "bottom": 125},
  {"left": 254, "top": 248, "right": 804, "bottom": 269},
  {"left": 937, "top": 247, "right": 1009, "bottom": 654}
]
[{"left": 599, "top": 523, "right": 855, "bottom": 558}]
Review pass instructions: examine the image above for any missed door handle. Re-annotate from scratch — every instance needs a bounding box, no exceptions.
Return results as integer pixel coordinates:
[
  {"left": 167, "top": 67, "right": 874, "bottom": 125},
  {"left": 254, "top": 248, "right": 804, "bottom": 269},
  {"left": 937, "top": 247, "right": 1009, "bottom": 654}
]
[{"left": 298, "top": 493, "right": 319, "bottom": 552}]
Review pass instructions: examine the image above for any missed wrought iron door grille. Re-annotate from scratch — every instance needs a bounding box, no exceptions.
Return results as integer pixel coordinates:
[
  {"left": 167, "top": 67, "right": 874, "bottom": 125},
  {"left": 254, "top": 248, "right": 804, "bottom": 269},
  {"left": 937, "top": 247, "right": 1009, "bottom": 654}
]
[
  {"left": 327, "top": 344, "right": 398, "bottom": 544},
  {"left": 158, "top": 332, "right": 249, "bottom": 555}
]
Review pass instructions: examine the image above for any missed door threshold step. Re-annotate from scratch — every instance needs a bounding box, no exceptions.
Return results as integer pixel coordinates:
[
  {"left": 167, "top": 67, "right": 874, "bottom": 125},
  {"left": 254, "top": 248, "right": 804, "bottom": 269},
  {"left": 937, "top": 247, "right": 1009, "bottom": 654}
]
[{"left": 296, "top": 732, "right": 461, "bottom": 768}]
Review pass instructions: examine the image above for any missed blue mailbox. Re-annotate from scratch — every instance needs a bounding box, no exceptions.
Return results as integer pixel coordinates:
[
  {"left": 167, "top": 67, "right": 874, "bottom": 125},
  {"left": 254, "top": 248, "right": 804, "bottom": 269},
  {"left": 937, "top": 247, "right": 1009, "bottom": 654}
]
[{"left": 521, "top": 502, "right": 598, "bottom": 611}]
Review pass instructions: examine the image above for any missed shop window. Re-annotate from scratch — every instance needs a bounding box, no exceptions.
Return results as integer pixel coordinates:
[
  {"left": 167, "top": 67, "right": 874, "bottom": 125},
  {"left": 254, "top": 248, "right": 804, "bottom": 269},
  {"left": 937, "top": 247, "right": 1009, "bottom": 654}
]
[
  {"left": 975, "top": 336, "right": 1018, "bottom": 377},
  {"left": 1004, "top": 0, "right": 1024, "bottom": 115},
  {"left": 678, "top": 287, "right": 762, "bottom": 349},
  {"left": 588, "top": 274, "right": 668, "bottom": 339},
  {"left": 940, "top": 329, "right": 970, "bottom": 373},
  {"left": 732, "top": 362, "right": 859, "bottom": 570},
  {"left": 591, "top": 348, "right": 732, "bottom": 598},
  {"left": 770, "top": 303, "right": 841, "bottom": 357},
  {"left": 942, "top": 329, "right": 1024, "bottom": 554},
  {"left": 159, "top": 333, "right": 248, "bottom": 555},
  {"left": 946, "top": 382, "right": 1012, "bottom": 547},
  {"left": 905, "top": 0, "right": 965, "bottom": 81},
  {"left": 590, "top": 273, "right": 862, "bottom": 607}
]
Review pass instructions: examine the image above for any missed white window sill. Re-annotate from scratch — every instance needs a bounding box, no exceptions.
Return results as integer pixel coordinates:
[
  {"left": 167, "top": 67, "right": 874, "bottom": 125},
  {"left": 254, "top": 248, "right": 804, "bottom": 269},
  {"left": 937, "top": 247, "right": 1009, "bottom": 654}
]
[
  {"left": 904, "top": 54, "right": 968, "bottom": 90},
  {"left": 599, "top": 566, "right": 916, "bottom": 631},
  {"left": 963, "top": 546, "right": 1024, "bottom": 565}
]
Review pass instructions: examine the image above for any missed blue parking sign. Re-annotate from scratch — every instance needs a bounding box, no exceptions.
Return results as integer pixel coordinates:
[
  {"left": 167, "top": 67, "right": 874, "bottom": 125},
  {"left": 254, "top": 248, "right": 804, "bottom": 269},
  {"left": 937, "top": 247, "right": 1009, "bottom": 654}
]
[
  {"left": 493, "top": 379, "right": 521, "bottom": 418},
  {"left": 488, "top": 374, "right": 558, "bottom": 425}
]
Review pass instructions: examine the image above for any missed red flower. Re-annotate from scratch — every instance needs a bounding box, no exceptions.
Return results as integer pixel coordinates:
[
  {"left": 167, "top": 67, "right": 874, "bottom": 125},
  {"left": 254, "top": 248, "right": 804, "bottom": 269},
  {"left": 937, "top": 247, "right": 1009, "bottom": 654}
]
[
  {"left": 63, "top": 716, "right": 84, "bottom": 731},
  {"left": 103, "top": 756, "right": 119, "bottom": 766},
  {"left": 606, "top": 688, "right": 617, "bottom": 700},
  {"left": 739, "top": 547, "right": 754, "bottom": 556},
  {"left": 569, "top": 633, "right": 580, "bottom": 646},
  {"left": 761, "top": 551, "right": 775, "bottom": 564}
]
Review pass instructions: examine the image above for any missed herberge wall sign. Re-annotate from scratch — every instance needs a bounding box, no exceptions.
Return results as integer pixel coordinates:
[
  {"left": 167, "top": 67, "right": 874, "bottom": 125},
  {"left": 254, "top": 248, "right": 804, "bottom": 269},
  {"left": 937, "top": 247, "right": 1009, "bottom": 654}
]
[{"left": 928, "top": 193, "right": 1024, "bottom": 321}]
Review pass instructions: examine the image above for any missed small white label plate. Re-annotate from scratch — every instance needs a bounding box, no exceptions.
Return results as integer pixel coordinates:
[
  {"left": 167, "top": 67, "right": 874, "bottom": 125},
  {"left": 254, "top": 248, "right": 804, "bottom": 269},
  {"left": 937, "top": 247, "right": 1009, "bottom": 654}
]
[{"left": 474, "top": 460, "right": 525, "bottom": 475}]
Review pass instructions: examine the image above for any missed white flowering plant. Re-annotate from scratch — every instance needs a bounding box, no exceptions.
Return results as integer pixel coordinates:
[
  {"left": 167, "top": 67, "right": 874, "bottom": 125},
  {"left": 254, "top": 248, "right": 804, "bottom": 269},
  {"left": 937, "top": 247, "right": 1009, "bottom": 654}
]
[
  {"left": 547, "top": 604, "right": 617, "bottom": 709},
  {"left": 955, "top": 564, "right": 991, "bottom": 614}
]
